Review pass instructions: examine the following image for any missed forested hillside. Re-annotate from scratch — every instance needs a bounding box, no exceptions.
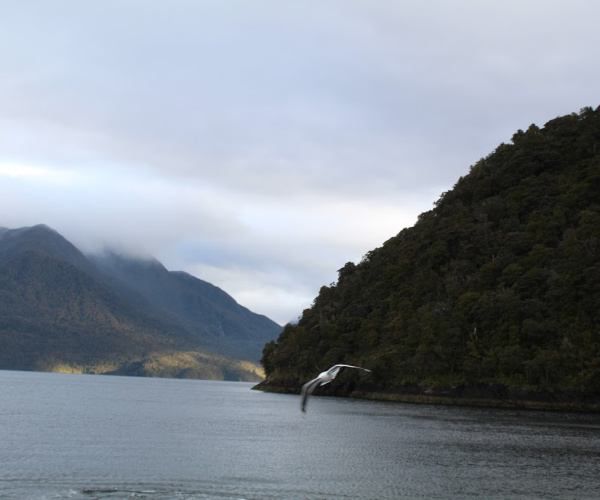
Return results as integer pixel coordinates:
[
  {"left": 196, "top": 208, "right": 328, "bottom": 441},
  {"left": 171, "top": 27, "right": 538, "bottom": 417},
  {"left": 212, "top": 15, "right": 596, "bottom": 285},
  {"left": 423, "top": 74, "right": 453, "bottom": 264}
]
[{"left": 258, "top": 107, "right": 600, "bottom": 407}]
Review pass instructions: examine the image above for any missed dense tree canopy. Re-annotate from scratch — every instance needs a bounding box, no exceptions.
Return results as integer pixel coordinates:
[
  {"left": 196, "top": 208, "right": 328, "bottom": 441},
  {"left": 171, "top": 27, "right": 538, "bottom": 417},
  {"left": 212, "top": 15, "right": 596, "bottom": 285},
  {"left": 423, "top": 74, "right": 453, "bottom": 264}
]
[{"left": 261, "top": 107, "right": 600, "bottom": 400}]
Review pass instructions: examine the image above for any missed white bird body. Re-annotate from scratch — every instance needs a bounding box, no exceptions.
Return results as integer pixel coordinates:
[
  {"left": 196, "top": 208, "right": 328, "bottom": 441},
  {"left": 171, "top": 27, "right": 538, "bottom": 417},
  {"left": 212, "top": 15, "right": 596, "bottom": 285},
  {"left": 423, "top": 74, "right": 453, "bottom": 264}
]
[{"left": 301, "top": 364, "right": 371, "bottom": 412}]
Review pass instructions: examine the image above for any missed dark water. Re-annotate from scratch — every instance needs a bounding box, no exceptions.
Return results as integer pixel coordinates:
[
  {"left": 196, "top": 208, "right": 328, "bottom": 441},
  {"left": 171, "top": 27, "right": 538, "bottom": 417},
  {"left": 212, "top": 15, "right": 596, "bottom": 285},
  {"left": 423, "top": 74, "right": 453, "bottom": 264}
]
[{"left": 1, "top": 371, "right": 599, "bottom": 499}]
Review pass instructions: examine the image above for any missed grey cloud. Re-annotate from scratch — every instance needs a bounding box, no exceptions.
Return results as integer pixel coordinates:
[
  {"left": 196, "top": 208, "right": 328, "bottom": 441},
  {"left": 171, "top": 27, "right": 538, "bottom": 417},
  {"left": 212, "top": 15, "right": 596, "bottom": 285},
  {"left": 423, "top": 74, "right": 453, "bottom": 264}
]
[{"left": 1, "top": 0, "right": 599, "bottom": 321}]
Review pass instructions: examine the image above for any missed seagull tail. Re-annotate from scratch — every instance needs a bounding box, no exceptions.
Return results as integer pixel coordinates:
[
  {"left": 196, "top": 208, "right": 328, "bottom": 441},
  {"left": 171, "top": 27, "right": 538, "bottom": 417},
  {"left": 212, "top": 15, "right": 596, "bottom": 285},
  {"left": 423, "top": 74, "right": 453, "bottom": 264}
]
[{"left": 301, "top": 377, "right": 320, "bottom": 412}]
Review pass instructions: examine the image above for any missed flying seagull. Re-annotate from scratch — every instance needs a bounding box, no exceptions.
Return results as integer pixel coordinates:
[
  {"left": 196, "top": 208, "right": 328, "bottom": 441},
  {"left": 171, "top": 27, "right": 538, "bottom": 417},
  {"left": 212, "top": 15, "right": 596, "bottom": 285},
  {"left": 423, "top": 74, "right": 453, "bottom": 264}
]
[{"left": 301, "top": 364, "right": 371, "bottom": 412}]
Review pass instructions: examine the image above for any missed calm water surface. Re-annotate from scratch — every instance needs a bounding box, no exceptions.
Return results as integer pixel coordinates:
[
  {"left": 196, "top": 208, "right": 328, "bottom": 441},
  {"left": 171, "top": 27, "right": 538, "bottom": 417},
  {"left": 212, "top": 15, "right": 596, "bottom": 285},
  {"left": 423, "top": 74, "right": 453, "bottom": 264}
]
[{"left": 1, "top": 370, "right": 599, "bottom": 499}]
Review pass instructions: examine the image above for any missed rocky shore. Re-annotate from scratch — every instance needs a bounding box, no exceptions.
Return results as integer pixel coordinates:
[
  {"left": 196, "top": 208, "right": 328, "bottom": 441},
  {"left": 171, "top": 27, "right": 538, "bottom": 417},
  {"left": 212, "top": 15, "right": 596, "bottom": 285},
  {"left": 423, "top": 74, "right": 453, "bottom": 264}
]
[{"left": 253, "top": 381, "right": 600, "bottom": 413}]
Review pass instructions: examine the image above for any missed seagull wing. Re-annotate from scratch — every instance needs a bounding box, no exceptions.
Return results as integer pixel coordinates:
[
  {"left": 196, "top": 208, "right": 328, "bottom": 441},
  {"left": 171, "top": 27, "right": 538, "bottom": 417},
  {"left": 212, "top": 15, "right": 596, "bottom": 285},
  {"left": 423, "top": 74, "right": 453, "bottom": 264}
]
[
  {"left": 301, "top": 376, "right": 322, "bottom": 412},
  {"left": 326, "top": 364, "right": 372, "bottom": 376}
]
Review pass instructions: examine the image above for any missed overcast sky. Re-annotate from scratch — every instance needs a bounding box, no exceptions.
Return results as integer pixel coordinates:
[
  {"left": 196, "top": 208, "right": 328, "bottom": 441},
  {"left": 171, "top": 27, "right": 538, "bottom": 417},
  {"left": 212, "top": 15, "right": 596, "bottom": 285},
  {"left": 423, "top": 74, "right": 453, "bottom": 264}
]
[{"left": 1, "top": 1, "right": 599, "bottom": 324}]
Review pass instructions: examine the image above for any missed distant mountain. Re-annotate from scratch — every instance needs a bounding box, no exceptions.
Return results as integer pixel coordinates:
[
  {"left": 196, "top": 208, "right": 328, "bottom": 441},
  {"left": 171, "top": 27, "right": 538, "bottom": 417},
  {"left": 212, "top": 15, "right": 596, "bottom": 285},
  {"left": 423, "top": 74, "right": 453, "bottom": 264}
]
[
  {"left": 258, "top": 107, "right": 600, "bottom": 410},
  {"left": 91, "top": 251, "right": 281, "bottom": 361},
  {"left": 0, "top": 224, "right": 280, "bottom": 380}
]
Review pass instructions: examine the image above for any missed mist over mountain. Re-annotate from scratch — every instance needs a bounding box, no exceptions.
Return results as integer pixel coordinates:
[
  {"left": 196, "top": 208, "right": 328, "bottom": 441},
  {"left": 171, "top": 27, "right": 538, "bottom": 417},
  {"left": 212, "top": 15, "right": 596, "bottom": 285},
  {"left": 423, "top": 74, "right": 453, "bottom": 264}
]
[
  {"left": 0, "top": 224, "right": 280, "bottom": 379},
  {"left": 258, "top": 107, "right": 600, "bottom": 409},
  {"left": 90, "top": 250, "right": 281, "bottom": 361}
]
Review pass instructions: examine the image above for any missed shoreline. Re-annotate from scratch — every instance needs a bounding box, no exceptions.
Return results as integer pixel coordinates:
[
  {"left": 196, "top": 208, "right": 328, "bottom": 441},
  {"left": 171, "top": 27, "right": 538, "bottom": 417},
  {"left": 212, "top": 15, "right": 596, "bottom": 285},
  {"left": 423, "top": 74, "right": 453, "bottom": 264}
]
[{"left": 252, "top": 382, "right": 600, "bottom": 413}]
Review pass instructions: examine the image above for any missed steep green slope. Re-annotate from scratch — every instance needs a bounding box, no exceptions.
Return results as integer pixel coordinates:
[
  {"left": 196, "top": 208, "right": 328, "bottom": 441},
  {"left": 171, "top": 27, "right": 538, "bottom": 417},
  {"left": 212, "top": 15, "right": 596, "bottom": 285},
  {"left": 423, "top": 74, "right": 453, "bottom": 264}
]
[{"left": 259, "top": 107, "right": 600, "bottom": 407}]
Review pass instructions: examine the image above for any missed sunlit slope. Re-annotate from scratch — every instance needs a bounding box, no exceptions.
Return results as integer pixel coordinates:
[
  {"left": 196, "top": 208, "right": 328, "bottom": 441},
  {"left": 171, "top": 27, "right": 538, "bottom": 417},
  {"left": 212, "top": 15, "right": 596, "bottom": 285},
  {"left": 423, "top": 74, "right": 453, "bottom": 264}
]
[{"left": 260, "top": 107, "right": 600, "bottom": 403}]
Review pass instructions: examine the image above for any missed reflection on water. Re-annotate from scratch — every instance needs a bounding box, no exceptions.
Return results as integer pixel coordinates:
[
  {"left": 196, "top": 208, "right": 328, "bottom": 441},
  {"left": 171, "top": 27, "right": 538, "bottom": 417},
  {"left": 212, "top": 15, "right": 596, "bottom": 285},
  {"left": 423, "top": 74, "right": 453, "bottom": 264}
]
[{"left": 0, "top": 370, "right": 599, "bottom": 499}]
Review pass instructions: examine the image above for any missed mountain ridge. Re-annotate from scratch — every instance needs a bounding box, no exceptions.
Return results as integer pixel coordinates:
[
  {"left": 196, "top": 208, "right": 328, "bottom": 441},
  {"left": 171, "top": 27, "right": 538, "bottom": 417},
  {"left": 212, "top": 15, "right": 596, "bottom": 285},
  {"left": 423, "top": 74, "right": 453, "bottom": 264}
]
[{"left": 90, "top": 250, "right": 281, "bottom": 360}]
